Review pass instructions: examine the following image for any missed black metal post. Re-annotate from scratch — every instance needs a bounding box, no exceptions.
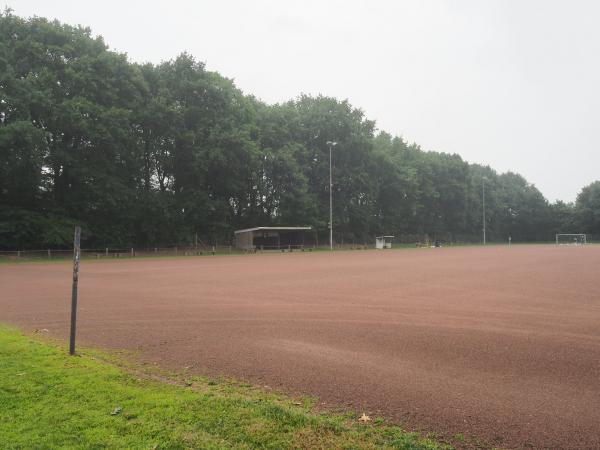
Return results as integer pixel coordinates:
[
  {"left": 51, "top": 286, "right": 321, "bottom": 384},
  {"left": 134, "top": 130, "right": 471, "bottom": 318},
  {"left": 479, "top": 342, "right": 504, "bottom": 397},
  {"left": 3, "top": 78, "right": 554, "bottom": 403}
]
[{"left": 69, "top": 226, "right": 81, "bottom": 355}]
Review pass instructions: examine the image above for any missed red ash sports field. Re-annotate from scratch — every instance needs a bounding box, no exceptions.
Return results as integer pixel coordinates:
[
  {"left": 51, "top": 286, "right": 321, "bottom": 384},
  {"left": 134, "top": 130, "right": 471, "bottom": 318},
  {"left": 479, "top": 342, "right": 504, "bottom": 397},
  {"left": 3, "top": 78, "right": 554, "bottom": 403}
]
[{"left": 1, "top": 245, "right": 599, "bottom": 449}]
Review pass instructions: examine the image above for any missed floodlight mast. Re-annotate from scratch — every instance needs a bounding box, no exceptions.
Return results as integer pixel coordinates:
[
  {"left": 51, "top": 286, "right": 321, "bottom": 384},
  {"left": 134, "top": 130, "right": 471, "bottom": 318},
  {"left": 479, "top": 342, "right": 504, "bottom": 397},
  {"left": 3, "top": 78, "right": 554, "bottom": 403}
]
[
  {"left": 482, "top": 176, "right": 487, "bottom": 245},
  {"left": 326, "top": 141, "right": 337, "bottom": 251}
]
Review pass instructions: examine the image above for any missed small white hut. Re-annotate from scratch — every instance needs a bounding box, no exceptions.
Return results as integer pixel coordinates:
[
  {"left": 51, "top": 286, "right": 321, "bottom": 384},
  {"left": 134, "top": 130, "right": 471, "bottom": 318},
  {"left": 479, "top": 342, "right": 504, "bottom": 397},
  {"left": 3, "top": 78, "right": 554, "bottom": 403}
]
[{"left": 375, "top": 235, "right": 394, "bottom": 249}]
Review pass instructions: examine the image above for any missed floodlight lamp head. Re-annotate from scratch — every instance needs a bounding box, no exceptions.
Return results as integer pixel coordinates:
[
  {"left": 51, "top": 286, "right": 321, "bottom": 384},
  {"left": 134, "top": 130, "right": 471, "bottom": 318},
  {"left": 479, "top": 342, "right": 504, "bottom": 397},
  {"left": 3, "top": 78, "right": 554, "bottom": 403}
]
[{"left": 326, "top": 141, "right": 338, "bottom": 147}]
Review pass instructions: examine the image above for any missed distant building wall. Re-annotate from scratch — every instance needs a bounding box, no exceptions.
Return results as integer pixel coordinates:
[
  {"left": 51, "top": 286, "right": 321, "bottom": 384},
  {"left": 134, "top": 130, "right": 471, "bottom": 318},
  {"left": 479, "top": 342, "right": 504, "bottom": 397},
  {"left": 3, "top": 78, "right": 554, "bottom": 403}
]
[{"left": 235, "top": 231, "right": 254, "bottom": 250}]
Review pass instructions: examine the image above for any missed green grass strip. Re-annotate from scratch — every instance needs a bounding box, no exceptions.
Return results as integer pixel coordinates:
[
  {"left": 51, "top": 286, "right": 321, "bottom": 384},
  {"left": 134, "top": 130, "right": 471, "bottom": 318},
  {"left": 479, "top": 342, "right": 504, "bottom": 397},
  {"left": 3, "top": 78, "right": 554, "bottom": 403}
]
[{"left": 0, "top": 326, "right": 446, "bottom": 450}]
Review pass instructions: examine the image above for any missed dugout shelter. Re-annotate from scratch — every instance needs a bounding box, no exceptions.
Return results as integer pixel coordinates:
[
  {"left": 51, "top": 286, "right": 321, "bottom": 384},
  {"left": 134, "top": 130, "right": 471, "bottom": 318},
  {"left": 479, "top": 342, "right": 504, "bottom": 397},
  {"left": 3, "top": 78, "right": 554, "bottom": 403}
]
[{"left": 234, "top": 227, "right": 312, "bottom": 251}]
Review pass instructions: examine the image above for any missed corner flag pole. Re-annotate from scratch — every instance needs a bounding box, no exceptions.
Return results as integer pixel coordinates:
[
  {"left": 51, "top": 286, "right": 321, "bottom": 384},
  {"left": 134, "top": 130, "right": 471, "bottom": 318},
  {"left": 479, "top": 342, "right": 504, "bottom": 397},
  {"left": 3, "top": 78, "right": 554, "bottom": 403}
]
[{"left": 69, "top": 226, "right": 81, "bottom": 355}]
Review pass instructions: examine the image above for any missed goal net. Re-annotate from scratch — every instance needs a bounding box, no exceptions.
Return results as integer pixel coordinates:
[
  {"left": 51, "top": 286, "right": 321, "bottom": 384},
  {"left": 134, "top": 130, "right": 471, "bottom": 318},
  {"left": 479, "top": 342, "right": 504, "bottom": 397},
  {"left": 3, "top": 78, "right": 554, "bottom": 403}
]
[{"left": 555, "top": 234, "right": 587, "bottom": 245}]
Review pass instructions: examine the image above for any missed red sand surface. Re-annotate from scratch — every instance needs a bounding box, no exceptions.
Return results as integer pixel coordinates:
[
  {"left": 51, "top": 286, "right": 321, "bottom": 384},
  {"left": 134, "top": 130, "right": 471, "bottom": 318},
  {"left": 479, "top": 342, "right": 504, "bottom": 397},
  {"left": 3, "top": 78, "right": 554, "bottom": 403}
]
[{"left": 1, "top": 245, "right": 599, "bottom": 449}]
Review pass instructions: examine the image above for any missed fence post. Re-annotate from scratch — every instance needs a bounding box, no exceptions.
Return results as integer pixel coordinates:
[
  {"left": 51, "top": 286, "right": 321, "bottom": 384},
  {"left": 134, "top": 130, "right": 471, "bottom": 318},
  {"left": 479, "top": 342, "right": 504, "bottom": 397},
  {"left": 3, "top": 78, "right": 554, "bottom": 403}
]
[
  {"left": 131, "top": 248, "right": 134, "bottom": 258},
  {"left": 17, "top": 250, "right": 21, "bottom": 258},
  {"left": 105, "top": 247, "right": 108, "bottom": 257},
  {"left": 212, "top": 246, "right": 215, "bottom": 255},
  {"left": 48, "top": 249, "right": 51, "bottom": 259},
  {"left": 69, "top": 226, "right": 81, "bottom": 355}
]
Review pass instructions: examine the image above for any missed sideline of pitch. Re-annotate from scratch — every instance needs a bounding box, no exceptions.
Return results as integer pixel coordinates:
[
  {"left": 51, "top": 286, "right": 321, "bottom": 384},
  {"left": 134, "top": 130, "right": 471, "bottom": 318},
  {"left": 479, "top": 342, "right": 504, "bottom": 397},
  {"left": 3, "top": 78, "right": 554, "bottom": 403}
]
[{"left": 0, "top": 325, "right": 453, "bottom": 450}]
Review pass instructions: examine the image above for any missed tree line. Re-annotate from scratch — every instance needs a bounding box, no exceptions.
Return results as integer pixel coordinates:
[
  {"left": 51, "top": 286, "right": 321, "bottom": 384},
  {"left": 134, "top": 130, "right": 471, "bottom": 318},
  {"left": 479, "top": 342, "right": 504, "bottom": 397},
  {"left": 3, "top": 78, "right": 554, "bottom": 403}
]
[{"left": 1, "top": 11, "right": 599, "bottom": 249}]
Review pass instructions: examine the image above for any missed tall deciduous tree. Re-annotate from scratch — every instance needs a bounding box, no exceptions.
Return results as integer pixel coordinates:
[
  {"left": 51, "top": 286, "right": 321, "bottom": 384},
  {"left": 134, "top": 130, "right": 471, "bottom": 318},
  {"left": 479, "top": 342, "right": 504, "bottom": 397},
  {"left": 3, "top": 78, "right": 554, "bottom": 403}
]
[{"left": 1, "top": 11, "right": 593, "bottom": 249}]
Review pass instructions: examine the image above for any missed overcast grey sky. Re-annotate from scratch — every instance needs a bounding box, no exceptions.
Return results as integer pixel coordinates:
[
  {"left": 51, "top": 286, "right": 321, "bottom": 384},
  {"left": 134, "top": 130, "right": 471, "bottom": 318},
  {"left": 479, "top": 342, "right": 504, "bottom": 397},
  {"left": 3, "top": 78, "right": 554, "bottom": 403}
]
[{"left": 10, "top": 0, "right": 600, "bottom": 202}]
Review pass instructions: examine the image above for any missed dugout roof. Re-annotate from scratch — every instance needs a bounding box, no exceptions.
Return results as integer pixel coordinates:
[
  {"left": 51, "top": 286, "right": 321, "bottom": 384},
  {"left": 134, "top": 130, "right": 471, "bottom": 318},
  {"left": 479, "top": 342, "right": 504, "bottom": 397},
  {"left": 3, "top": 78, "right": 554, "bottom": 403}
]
[{"left": 234, "top": 226, "right": 312, "bottom": 234}]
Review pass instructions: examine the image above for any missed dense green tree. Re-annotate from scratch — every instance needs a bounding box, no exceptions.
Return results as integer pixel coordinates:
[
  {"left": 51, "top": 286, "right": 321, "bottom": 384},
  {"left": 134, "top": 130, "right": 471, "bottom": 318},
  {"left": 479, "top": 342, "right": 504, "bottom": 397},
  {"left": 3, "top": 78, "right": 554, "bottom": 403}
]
[
  {"left": 1, "top": 11, "right": 595, "bottom": 249},
  {"left": 548, "top": 201, "right": 577, "bottom": 236},
  {"left": 575, "top": 181, "right": 600, "bottom": 238},
  {"left": 1, "top": 10, "right": 145, "bottom": 247}
]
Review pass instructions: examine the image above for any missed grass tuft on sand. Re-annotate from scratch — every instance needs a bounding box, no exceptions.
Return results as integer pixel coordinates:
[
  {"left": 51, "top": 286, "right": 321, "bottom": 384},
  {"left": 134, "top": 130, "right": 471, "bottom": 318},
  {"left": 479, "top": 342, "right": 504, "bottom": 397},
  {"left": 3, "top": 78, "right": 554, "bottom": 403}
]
[{"left": 0, "top": 325, "right": 447, "bottom": 449}]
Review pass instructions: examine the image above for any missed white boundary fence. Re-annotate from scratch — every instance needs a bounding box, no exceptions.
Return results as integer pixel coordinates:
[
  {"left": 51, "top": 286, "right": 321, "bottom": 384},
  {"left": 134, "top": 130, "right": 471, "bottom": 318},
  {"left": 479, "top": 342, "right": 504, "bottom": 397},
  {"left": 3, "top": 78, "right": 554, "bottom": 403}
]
[
  {"left": 0, "top": 245, "right": 238, "bottom": 260},
  {"left": 0, "top": 244, "right": 340, "bottom": 260},
  {"left": 2, "top": 238, "right": 595, "bottom": 260}
]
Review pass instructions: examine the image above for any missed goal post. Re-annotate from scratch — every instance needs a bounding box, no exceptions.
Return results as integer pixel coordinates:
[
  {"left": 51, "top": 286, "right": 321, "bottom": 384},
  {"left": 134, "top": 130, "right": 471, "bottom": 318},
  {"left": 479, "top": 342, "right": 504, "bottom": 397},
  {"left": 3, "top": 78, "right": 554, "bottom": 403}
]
[{"left": 555, "top": 234, "right": 587, "bottom": 245}]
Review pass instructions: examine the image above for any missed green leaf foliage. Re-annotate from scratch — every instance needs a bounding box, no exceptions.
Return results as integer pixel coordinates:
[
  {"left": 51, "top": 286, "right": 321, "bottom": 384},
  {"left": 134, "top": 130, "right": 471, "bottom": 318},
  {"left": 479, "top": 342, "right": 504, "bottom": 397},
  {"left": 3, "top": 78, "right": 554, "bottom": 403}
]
[{"left": 0, "top": 10, "right": 595, "bottom": 249}]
